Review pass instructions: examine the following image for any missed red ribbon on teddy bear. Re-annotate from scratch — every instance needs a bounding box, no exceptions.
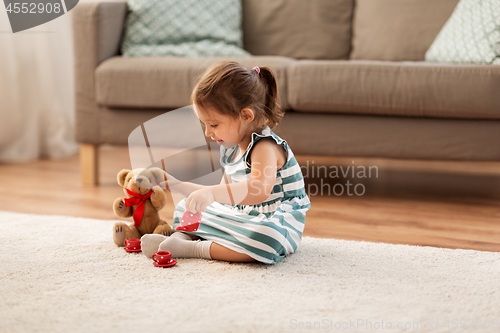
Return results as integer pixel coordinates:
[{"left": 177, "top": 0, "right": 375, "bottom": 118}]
[{"left": 123, "top": 188, "right": 153, "bottom": 227}]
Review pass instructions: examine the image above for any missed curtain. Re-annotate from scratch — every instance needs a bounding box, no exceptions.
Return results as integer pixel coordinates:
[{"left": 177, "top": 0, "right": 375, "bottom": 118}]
[{"left": 0, "top": 5, "right": 78, "bottom": 162}]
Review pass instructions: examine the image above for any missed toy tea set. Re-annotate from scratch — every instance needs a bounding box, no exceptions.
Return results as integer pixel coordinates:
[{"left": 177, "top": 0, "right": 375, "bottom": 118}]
[
  {"left": 122, "top": 211, "right": 203, "bottom": 268},
  {"left": 112, "top": 167, "right": 205, "bottom": 268}
]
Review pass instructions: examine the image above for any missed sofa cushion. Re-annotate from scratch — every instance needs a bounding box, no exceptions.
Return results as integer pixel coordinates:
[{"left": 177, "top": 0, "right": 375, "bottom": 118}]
[
  {"left": 287, "top": 60, "right": 500, "bottom": 120},
  {"left": 120, "top": 0, "right": 250, "bottom": 58},
  {"left": 242, "top": 0, "right": 353, "bottom": 60},
  {"left": 95, "top": 56, "right": 294, "bottom": 110},
  {"left": 121, "top": 0, "right": 250, "bottom": 57},
  {"left": 350, "top": 0, "right": 459, "bottom": 61},
  {"left": 426, "top": 0, "right": 500, "bottom": 65}
]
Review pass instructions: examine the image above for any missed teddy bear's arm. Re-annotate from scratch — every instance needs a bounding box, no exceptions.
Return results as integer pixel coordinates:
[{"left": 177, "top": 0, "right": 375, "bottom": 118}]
[
  {"left": 113, "top": 198, "right": 133, "bottom": 218},
  {"left": 150, "top": 185, "right": 167, "bottom": 210}
]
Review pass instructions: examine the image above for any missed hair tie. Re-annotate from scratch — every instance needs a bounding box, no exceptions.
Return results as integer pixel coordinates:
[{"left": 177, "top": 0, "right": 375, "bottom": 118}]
[{"left": 252, "top": 66, "right": 260, "bottom": 75}]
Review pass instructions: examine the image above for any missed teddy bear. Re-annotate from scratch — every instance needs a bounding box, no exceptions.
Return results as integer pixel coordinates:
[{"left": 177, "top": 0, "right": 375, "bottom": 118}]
[{"left": 112, "top": 167, "right": 173, "bottom": 246}]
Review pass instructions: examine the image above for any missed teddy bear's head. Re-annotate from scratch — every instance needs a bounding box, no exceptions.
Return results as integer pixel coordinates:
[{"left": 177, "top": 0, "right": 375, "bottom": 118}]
[{"left": 117, "top": 167, "right": 166, "bottom": 196}]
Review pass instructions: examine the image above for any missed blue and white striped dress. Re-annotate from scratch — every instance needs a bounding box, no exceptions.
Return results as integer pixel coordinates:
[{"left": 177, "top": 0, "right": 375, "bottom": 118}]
[{"left": 172, "top": 126, "right": 311, "bottom": 264}]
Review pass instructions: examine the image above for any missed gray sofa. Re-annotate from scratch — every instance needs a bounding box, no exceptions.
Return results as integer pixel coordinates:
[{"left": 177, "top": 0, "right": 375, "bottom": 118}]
[{"left": 73, "top": 0, "right": 500, "bottom": 185}]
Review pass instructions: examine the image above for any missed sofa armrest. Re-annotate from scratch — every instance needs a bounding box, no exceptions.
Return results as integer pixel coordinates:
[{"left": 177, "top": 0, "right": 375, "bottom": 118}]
[
  {"left": 73, "top": 1, "right": 127, "bottom": 66},
  {"left": 72, "top": 1, "right": 127, "bottom": 144}
]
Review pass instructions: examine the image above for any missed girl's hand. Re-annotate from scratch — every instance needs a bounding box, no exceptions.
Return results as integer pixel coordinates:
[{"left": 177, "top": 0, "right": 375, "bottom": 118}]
[
  {"left": 156, "top": 171, "right": 176, "bottom": 192},
  {"left": 185, "top": 187, "right": 215, "bottom": 213}
]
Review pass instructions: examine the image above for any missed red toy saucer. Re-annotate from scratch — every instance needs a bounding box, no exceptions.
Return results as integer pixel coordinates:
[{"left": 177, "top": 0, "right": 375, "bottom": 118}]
[
  {"left": 124, "top": 247, "right": 142, "bottom": 253},
  {"left": 153, "top": 259, "right": 177, "bottom": 268},
  {"left": 176, "top": 225, "right": 200, "bottom": 232}
]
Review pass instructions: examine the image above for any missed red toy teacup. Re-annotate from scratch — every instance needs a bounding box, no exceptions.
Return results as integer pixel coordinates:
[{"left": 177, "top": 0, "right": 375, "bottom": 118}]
[
  {"left": 176, "top": 211, "right": 202, "bottom": 232},
  {"left": 152, "top": 251, "right": 172, "bottom": 265},
  {"left": 124, "top": 238, "right": 141, "bottom": 251}
]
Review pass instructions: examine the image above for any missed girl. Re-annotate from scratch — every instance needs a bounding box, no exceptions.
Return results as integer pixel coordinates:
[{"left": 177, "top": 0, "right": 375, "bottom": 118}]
[{"left": 141, "top": 61, "right": 311, "bottom": 264}]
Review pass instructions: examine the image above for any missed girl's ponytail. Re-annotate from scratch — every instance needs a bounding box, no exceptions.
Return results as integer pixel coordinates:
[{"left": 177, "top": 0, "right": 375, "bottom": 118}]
[{"left": 258, "top": 67, "right": 284, "bottom": 129}]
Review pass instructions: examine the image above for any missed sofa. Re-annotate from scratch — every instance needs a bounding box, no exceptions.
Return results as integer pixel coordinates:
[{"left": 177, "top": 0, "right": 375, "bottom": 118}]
[{"left": 73, "top": 0, "right": 500, "bottom": 185}]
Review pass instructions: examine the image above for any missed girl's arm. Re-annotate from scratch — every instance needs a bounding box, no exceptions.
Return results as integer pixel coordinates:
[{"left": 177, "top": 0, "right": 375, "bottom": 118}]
[
  {"left": 164, "top": 177, "right": 205, "bottom": 198},
  {"left": 185, "top": 138, "right": 286, "bottom": 213},
  {"left": 160, "top": 169, "right": 231, "bottom": 198}
]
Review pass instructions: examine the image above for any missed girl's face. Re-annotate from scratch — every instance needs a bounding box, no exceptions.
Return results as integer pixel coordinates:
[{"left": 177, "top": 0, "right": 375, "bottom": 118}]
[{"left": 194, "top": 105, "right": 248, "bottom": 148}]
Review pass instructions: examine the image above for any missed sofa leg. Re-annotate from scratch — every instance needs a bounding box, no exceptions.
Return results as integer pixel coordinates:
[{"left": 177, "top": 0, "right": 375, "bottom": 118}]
[{"left": 80, "top": 144, "right": 99, "bottom": 186}]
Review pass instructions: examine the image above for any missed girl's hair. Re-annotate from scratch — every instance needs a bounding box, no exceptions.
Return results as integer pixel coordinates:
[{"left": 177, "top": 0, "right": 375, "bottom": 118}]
[{"left": 190, "top": 61, "right": 284, "bottom": 129}]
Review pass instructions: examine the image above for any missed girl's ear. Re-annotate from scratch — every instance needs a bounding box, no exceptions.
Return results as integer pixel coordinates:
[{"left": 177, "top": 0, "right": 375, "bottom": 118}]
[{"left": 240, "top": 108, "right": 254, "bottom": 123}]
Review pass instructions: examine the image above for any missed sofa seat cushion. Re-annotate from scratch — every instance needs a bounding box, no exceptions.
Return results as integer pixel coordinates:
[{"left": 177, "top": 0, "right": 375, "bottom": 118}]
[
  {"left": 95, "top": 56, "right": 295, "bottom": 110},
  {"left": 288, "top": 60, "right": 500, "bottom": 120}
]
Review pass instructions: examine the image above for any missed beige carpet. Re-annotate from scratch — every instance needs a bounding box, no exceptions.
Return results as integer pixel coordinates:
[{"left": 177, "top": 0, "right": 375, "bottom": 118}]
[{"left": 0, "top": 211, "right": 499, "bottom": 333}]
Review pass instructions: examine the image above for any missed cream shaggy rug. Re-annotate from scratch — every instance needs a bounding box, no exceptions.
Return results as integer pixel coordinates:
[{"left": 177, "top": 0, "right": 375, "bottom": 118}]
[{"left": 1, "top": 211, "right": 499, "bottom": 333}]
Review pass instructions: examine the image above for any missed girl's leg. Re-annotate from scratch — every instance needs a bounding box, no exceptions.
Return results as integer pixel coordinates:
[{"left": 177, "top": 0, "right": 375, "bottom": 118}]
[
  {"left": 159, "top": 232, "right": 211, "bottom": 259},
  {"left": 210, "top": 242, "right": 256, "bottom": 262},
  {"left": 141, "top": 233, "right": 168, "bottom": 258},
  {"left": 157, "top": 233, "right": 256, "bottom": 262},
  {"left": 142, "top": 232, "right": 200, "bottom": 258}
]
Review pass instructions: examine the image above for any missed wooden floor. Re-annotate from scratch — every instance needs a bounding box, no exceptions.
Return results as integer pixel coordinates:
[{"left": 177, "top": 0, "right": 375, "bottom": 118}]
[{"left": 1, "top": 145, "right": 499, "bottom": 251}]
